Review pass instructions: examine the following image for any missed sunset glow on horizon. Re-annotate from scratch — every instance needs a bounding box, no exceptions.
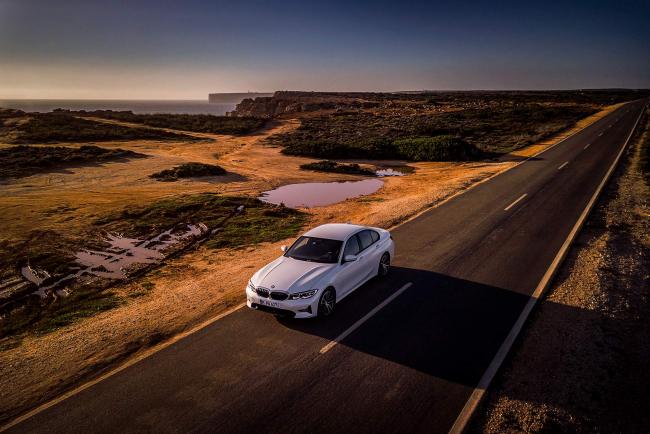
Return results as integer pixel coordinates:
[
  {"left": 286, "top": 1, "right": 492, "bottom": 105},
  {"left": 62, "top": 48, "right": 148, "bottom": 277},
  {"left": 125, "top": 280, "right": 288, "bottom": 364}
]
[{"left": 1, "top": 0, "right": 649, "bottom": 99}]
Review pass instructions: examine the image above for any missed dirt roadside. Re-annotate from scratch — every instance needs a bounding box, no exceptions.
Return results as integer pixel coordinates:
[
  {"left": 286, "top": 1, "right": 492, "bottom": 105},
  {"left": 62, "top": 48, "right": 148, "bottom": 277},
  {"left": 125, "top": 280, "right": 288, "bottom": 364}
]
[
  {"left": 0, "top": 105, "right": 622, "bottom": 425},
  {"left": 470, "top": 112, "right": 650, "bottom": 432}
]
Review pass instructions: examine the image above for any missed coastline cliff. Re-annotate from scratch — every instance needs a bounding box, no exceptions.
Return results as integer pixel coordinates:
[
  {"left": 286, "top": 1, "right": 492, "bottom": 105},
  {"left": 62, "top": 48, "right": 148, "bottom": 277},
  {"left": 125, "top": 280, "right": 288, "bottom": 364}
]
[
  {"left": 228, "top": 91, "right": 381, "bottom": 117},
  {"left": 208, "top": 92, "right": 273, "bottom": 104}
]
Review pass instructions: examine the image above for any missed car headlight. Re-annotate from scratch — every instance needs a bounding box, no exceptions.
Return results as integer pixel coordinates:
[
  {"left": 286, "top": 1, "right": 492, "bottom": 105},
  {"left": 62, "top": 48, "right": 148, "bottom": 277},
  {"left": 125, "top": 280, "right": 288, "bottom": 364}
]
[
  {"left": 247, "top": 281, "right": 256, "bottom": 292},
  {"left": 289, "top": 289, "right": 318, "bottom": 300}
]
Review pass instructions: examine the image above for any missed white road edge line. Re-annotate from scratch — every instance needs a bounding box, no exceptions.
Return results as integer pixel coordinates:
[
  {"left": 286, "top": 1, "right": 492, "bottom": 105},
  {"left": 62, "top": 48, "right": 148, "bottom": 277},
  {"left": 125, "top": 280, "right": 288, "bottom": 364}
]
[
  {"left": 558, "top": 161, "right": 569, "bottom": 170},
  {"left": 448, "top": 102, "right": 646, "bottom": 434},
  {"left": 584, "top": 143, "right": 591, "bottom": 150},
  {"left": 319, "top": 282, "right": 413, "bottom": 355},
  {"left": 503, "top": 193, "right": 527, "bottom": 211}
]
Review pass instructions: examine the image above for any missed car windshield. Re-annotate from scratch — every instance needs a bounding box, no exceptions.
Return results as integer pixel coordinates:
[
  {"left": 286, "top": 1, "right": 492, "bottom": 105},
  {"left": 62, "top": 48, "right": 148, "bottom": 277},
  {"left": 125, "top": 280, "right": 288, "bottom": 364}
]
[{"left": 285, "top": 236, "right": 343, "bottom": 264}]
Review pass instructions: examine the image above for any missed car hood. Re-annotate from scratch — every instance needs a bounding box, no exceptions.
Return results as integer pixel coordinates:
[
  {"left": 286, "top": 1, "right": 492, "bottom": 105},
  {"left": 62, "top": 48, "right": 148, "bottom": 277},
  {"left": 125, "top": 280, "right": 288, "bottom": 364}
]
[{"left": 252, "top": 256, "right": 336, "bottom": 293}]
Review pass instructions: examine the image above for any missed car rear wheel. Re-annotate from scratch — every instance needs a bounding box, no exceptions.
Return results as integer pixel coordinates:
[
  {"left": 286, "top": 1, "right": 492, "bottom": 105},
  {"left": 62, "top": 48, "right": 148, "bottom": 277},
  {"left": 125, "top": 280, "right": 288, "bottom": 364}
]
[
  {"left": 318, "top": 287, "right": 336, "bottom": 317},
  {"left": 378, "top": 253, "right": 390, "bottom": 277}
]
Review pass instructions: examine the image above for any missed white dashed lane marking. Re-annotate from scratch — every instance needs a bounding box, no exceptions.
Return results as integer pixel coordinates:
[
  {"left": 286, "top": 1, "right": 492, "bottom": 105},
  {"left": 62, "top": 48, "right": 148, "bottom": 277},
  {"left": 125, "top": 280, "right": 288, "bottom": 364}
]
[
  {"left": 319, "top": 282, "right": 413, "bottom": 354},
  {"left": 504, "top": 194, "right": 528, "bottom": 211}
]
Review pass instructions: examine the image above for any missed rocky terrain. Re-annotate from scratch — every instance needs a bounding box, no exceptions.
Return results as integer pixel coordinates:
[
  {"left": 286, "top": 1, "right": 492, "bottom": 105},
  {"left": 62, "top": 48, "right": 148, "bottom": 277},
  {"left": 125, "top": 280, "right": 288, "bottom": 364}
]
[
  {"left": 231, "top": 91, "right": 383, "bottom": 117},
  {"left": 208, "top": 92, "right": 273, "bottom": 104},
  {"left": 230, "top": 90, "right": 650, "bottom": 118}
]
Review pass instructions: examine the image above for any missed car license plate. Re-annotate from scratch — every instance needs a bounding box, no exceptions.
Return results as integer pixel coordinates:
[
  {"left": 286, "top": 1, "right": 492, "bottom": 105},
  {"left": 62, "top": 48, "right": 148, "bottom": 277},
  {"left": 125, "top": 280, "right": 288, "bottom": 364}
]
[{"left": 258, "top": 298, "right": 280, "bottom": 308}]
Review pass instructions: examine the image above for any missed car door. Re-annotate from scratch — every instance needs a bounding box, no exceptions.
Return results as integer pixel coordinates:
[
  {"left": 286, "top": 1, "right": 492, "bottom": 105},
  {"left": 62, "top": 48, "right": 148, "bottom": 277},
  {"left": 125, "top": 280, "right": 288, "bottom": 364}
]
[
  {"left": 368, "top": 229, "right": 384, "bottom": 277},
  {"left": 355, "top": 230, "right": 379, "bottom": 282},
  {"left": 334, "top": 233, "right": 365, "bottom": 297},
  {"left": 368, "top": 229, "right": 382, "bottom": 267}
]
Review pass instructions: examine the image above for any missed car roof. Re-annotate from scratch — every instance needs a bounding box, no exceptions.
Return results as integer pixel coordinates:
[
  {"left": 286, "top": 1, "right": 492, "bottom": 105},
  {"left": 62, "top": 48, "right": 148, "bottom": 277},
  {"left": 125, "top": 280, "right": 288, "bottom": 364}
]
[{"left": 303, "top": 223, "right": 367, "bottom": 241}]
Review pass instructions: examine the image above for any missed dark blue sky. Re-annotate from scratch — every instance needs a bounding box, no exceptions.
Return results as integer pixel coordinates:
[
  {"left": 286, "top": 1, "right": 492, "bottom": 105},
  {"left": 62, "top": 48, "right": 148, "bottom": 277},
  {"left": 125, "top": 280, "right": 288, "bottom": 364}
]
[{"left": 1, "top": 0, "right": 648, "bottom": 98}]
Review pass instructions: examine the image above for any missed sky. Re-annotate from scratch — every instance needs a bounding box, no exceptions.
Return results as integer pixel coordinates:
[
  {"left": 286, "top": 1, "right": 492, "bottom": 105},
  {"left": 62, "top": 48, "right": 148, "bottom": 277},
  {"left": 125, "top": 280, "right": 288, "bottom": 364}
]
[{"left": 1, "top": 0, "right": 649, "bottom": 99}]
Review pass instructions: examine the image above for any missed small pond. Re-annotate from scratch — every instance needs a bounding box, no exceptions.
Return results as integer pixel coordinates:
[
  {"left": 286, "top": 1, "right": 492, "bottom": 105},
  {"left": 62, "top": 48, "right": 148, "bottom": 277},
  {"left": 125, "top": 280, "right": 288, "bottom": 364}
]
[{"left": 259, "top": 179, "right": 384, "bottom": 208}]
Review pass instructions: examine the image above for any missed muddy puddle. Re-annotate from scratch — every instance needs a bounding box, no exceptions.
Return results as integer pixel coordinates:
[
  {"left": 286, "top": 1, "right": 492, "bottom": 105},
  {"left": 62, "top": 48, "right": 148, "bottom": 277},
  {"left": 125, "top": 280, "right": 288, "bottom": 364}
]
[
  {"left": 259, "top": 179, "right": 383, "bottom": 208},
  {"left": 27, "top": 223, "right": 209, "bottom": 298}
]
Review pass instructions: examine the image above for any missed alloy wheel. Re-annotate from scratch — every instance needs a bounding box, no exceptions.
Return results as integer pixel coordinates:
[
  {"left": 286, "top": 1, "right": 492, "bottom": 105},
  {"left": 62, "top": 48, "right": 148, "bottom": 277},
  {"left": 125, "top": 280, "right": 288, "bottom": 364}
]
[
  {"left": 318, "top": 288, "right": 335, "bottom": 317},
  {"left": 379, "top": 253, "right": 390, "bottom": 276}
]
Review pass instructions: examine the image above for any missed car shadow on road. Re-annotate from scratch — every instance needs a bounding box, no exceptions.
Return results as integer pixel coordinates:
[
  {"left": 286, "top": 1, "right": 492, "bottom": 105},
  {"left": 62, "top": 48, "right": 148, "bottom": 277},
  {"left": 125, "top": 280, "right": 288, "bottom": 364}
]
[{"left": 278, "top": 266, "right": 531, "bottom": 387}]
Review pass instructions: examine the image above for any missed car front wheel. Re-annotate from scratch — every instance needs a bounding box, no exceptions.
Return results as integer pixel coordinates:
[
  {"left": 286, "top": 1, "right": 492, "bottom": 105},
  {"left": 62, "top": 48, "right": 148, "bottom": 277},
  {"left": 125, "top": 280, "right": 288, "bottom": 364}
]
[
  {"left": 318, "top": 287, "right": 336, "bottom": 317},
  {"left": 378, "top": 253, "right": 390, "bottom": 277}
]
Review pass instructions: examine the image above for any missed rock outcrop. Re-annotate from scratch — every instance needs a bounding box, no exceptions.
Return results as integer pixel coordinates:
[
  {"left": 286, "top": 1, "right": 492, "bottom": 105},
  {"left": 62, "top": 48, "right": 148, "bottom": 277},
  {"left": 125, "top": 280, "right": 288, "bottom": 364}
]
[
  {"left": 229, "top": 91, "right": 381, "bottom": 118},
  {"left": 208, "top": 92, "right": 273, "bottom": 104}
]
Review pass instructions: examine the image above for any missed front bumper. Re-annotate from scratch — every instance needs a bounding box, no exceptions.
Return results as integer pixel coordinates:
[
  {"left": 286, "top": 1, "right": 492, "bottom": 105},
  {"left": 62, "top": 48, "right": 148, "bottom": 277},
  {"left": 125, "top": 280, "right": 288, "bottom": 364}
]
[{"left": 245, "top": 286, "right": 319, "bottom": 319}]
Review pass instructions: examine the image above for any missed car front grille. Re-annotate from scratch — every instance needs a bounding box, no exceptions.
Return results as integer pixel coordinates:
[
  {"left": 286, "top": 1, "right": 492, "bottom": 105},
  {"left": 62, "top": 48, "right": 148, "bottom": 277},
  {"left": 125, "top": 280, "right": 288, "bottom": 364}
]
[
  {"left": 270, "top": 291, "right": 288, "bottom": 301},
  {"left": 255, "top": 287, "right": 289, "bottom": 301}
]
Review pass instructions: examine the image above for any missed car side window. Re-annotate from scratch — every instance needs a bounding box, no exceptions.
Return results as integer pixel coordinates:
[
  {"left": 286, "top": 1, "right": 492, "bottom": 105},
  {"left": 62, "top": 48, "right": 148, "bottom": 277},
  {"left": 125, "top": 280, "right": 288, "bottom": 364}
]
[
  {"left": 357, "top": 230, "right": 374, "bottom": 251},
  {"left": 370, "top": 230, "right": 379, "bottom": 243},
  {"left": 343, "top": 235, "right": 361, "bottom": 257}
]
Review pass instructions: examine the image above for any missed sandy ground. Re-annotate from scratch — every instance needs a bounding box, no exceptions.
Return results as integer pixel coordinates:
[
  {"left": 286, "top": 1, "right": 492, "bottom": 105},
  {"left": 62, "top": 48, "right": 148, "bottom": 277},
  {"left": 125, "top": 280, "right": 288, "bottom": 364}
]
[
  {"left": 470, "top": 115, "right": 649, "bottom": 432},
  {"left": 0, "top": 119, "right": 336, "bottom": 241},
  {"left": 0, "top": 105, "right": 619, "bottom": 425}
]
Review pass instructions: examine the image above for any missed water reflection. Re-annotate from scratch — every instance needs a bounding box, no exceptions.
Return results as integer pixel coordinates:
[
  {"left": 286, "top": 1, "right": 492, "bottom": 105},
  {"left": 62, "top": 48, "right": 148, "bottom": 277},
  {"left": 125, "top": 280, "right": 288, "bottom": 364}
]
[
  {"left": 260, "top": 179, "right": 384, "bottom": 208},
  {"left": 30, "top": 223, "right": 209, "bottom": 298}
]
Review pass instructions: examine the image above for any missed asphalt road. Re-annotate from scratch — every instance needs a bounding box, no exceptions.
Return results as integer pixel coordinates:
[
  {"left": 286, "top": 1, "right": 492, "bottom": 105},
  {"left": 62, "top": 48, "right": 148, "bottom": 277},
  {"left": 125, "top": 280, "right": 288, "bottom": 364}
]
[{"left": 5, "top": 100, "right": 647, "bottom": 434}]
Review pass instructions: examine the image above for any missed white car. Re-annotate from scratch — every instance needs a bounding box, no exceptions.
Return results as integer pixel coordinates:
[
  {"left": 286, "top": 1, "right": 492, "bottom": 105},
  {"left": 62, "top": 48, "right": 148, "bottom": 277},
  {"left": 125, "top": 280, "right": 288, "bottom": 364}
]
[{"left": 246, "top": 223, "right": 395, "bottom": 318}]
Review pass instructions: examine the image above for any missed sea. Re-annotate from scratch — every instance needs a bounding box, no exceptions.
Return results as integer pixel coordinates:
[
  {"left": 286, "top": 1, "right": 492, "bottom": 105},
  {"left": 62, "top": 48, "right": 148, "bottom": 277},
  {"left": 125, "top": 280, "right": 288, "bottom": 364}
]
[{"left": 0, "top": 99, "right": 236, "bottom": 115}]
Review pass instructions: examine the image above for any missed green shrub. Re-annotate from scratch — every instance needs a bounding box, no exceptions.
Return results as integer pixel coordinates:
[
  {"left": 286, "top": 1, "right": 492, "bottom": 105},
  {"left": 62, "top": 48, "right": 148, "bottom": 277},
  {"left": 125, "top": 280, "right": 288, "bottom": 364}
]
[
  {"left": 59, "top": 110, "right": 267, "bottom": 135},
  {"left": 270, "top": 100, "right": 601, "bottom": 156},
  {"left": 150, "top": 162, "right": 226, "bottom": 181},
  {"left": 0, "top": 145, "right": 146, "bottom": 179},
  {"left": 5, "top": 113, "right": 195, "bottom": 143},
  {"left": 1, "top": 291, "right": 122, "bottom": 339},
  {"left": 93, "top": 193, "right": 306, "bottom": 243},
  {"left": 300, "top": 160, "right": 375, "bottom": 175},
  {"left": 283, "top": 135, "right": 481, "bottom": 161},
  {"left": 393, "top": 136, "right": 483, "bottom": 161},
  {"left": 282, "top": 141, "right": 361, "bottom": 159}
]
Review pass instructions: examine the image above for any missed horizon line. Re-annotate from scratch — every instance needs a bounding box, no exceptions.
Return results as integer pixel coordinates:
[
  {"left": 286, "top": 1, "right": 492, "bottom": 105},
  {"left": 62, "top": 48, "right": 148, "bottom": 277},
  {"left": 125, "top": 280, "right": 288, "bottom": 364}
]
[{"left": 2, "top": 87, "right": 650, "bottom": 101}]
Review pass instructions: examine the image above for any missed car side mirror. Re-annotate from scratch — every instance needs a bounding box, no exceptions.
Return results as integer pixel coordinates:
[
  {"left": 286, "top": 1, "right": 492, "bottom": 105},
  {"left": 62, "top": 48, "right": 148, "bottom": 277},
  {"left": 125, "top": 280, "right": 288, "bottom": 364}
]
[
  {"left": 280, "top": 245, "right": 288, "bottom": 252},
  {"left": 343, "top": 254, "right": 358, "bottom": 263}
]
